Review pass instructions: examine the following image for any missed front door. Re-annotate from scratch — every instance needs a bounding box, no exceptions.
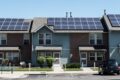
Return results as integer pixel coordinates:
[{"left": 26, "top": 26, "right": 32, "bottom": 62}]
[
  {"left": 53, "top": 52, "right": 60, "bottom": 64},
  {"left": 0, "top": 53, "right": 3, "bottom": 64},
  {"left": 80, "top": 52, "right": 87, "bottom": 67}
]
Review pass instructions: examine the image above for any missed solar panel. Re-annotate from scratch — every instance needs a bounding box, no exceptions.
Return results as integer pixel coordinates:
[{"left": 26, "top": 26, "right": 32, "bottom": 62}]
[
  {"left": 0, "top": 18, "right": 31, "bottom": 31},
  {"left": 108, "top": 14, "right": 120, "bottom": 27},
  {"left": 47, "top": 17, "right": 103, "bottom": 30}
]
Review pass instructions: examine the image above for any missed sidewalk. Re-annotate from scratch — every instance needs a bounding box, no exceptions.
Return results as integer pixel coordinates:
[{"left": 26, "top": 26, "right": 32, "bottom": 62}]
[{"left": 0, "top": 67, "right": 98, "bottom": 79}]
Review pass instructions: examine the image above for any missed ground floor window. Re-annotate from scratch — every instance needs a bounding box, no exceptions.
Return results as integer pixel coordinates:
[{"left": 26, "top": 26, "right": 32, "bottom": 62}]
[
  {"left": 37, "top": 51, "right": 59, "bottom": 58},
  {"left": 89, "top": 52, "right": 104, "bottom": 61},
  {"left": 89, "top": 52, "right": 95, "bottom": 61},
  {"left": 6, "top": 52, "right": 19, "bottom": 62}
]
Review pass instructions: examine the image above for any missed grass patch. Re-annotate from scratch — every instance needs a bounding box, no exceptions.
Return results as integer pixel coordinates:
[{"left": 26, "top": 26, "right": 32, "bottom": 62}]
[
  {"left": 91, "top": 67, "right": 99, "bottom": 71},
  {"left": 15, "top": 67, "right": 52, "bottom": 71},
  {"left": 64, "top": 68, "right": 82, "bottom": 71}
]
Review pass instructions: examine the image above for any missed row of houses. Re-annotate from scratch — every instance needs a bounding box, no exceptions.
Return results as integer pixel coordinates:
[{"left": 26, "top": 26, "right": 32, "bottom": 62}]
[{"left": 0, "top": 14, "right": 119, "bottom": 67}]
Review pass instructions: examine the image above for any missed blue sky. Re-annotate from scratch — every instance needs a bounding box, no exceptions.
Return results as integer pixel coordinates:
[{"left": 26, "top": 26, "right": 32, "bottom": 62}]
[{"left": 0, "top": 0, "right": 120, "bottom": 18}]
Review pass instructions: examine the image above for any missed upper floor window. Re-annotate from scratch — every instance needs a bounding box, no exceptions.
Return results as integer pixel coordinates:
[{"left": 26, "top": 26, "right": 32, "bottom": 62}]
[
  {"left": 0, "top": 34, "right": 7, "bottom": 45},
  {"left": 39, "top": 33, "right": 52, "bottom": 45},
  {"left": 23, "top": 34, "right": 30, "bottom": 45},
  {"left": 89, "top": 33, "right": 103, "bottom": 45}
]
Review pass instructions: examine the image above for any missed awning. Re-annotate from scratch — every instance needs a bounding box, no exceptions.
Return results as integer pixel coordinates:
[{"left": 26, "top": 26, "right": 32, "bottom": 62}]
[
  {"left": 0, "top": 47, "right": 20, "bottom": 51},
  {"left": 35, "top": 46, "right": 62, "bottom": 51},
  {"left": 79, "top": 47, "right": 106, "bottom": 51}
]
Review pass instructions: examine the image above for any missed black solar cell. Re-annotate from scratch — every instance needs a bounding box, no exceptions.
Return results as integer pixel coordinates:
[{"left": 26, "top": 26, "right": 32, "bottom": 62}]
[{"left": 108, "top": 14, "right": 120, "bottom": 27}]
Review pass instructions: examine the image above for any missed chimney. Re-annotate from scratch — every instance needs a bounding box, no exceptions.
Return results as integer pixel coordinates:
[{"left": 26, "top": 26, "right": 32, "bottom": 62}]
[
  {"left": 66, "top": 12, "right": 68, "bottom": 18},
  {"left": 70, "top": 12, "right": 72, "bottom": 18},
  {"left": 104, "top": 9, "right": 106, "bottom": 15}
]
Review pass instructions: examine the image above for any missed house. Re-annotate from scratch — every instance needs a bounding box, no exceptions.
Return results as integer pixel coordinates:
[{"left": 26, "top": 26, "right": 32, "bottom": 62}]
[
  {"left": 103, "top": 14, "right": 120, "bottom": 64},
  {"left": 31, "top": 16, "right": 108, "bottom": 67},
  {"left": 0, "top": 18, "right": 32, "bottom": 65}
]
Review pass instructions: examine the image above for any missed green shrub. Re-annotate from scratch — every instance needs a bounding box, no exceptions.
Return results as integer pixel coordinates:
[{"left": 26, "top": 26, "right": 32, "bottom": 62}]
[
  {"left": 63, "top": 63, "right": 80, "bottom": 68},
  {"left": 37, "top": 56, "right": 46, "bottom": 67},
  {"left": 46, "top": 56, "right": 54, "bottom": 68}
]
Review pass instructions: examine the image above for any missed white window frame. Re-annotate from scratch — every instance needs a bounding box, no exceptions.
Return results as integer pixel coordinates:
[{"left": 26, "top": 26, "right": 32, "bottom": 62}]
[
  {"left": 6, "top": 52, "right": 19, "bottom": 61},
  {"left": 89, "top": 33, "right": 103, "bottom": 45},
  {"left": 0, "top": 34, "right": 7, "bottom": 45},
  {"left": 89, "top": 52, "right": 96, "bottom": 61},
  {"left": 23, "top": 33, "right": 30, "bottom": 44},
  {"left": 38, "top": 33, "right": 52, "bottom": 45},
  {"left": 97, "top": 52, "right": 103, "bottom": 61}
]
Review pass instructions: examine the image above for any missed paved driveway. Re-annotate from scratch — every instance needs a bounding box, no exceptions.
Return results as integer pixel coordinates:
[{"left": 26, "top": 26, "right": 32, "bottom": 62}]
[{"left": 1, "top": 74, "right": 120, "bottom": 80}]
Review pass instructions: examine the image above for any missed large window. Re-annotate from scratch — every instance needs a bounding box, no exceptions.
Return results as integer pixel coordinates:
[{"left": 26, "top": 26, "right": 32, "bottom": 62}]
[
  {"left": 23, "top": 34, "right": 30, "bottom": 45},
  {"left": 89, "top": 33, "right": 103, "bottom": 45},
  {"left": 89, "top": 52, "right": 95, "bottom": 61},
  {"left": 39, "top": 33, "right": 52, "bottom": 45},
  {"left": 6, "top": 52, "right": 19, "bottom": 62},
  {"left": 0, "top": 34, "right": 7, "bottom": 45},
  {"left": 89, "top": 52, "right": 103, "bottom": 61},
  {"left": 97, "top": 52, "right": 103, "bottom": 61}
]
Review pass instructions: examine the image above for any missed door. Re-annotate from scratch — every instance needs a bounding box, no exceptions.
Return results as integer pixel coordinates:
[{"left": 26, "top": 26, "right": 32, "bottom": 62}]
[
  {"left": 53, "top": 52, "right": 60, "bottom": 64},
  {"left": 0, "top": 53, "right": 3, "bottom": 64},
  {"left": 80, "top": 52, "right": 87, "bottom": 67}
]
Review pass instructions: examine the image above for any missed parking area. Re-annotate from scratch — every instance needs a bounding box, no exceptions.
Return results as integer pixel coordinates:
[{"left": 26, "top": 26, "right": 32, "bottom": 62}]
[{"left": 1, "top": 74, "right": 120, "bottom": 80}]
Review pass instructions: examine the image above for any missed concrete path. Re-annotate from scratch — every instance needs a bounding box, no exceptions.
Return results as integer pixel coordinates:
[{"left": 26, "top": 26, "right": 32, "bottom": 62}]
[
  {"left": 82, "top": 67, "right": 93, "bottom": 72},
  {"left": 53, "top": 64, "right": 64, "bottom": 72}
]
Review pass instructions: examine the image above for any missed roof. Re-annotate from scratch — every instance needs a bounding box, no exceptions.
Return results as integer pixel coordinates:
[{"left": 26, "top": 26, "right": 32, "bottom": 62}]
[
  {"left": 0, "top": 47, "right": 20, "bottom": 51},
  {"left": 31, "top": 17, "right": 104, "bottom": 33},
  {"left": 31, "top": 17, "right": 47, "bottom": 32},
  {"left": 35, "top": 46, "right": 62, "bottom": 51},
  {"left": 104, "top": 14, "right": 120, "bottom": 31},
  {"left": 0, "top": 18, "right": 32, "bottom": 33},
  {"left": 79, "top": 46, "right": 106, "bottom": 51}
]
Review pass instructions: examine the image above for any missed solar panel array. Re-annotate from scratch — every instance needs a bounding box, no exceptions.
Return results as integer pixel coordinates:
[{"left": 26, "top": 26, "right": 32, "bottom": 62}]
[
  {"left": 47, "top": 18, "right": 103, "bottom": 30},
  {"left": 0, "top": 18, "right": 31, "bottom": 31},
  {"left": 108, "top": 14, "right": 120, "bottom": 27}
]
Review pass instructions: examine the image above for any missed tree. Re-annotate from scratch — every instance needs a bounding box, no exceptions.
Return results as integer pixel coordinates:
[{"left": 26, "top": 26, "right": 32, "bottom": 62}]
[
  {"left": 37, "top": 56, "right": 46, "bottom": 67},
  {"left": 46, "top": 56, "right": 54, "bottom": 68}
]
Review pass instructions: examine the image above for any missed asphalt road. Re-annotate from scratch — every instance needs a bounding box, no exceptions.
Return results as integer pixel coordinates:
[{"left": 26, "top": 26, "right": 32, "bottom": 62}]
[{"left": 1, "top": 74, "right": 120, "bottom": 80}]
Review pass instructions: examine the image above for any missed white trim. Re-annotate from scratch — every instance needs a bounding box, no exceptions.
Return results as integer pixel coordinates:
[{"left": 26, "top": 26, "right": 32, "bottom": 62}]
[
  {"left": 80, "top": 52, "right": 87, "bottom": 67},
  {"left": 0, "top": 47, "right": 20, "bottom": 51},
  {"left": 35, "top": 46, "right": 62, "bottom": 51},
  {"left": 38, "top": 33, "right": 52, "bottom": 45},
  {"left": 54, "top": 30, "right": 103, "bottom": 33}
]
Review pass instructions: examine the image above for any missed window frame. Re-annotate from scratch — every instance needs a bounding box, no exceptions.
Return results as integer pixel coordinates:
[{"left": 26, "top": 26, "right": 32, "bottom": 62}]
[
  {"left": 38, "top": 33, "right": 52, "bottom": 45},
  {"left": 89, "top": 33, "right": 103, "bottom": 45},
  {"left": 0, "top": 34, "right": 7, "bottom": 45}
]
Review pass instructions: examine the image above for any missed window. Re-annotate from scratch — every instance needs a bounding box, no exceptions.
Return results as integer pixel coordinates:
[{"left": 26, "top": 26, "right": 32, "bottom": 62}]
[
  {"left": 46, "top": 33, "right": 52, "bottom": 45},
  {"left": 89, "top": 33, "right": 103, "bottom": 45},
  {"left": 89, "top": 33, "right": 95, "bottom": 45},
  {"left": 23, "top": 34, "right": 30, "bottom": 45},
  {"left": 97, "top": 34, "right": 103, "bottom": 45},
  {"left": 97, "top": 52, "right": 103, "bottom": 61},
  {"left": 89, "top": 52, "right": 95, "bottom": 60},
  {"left": 6, "top": 52, "right": 19, "bottom": 62},
  {"left": 39, "top": 33, "right": 44, "bottom": 45},
  {"left": 37, "top": 52, "right": 46, "bottom": 57},
  {"left": 0, "top": 34, "right": 7, "bottom": 45},
  {"left": 89, "top": 52, "right": 103, "bottom": 61},
  {"left": 39, "top": 33, "right": 52, "bottom": 45}
]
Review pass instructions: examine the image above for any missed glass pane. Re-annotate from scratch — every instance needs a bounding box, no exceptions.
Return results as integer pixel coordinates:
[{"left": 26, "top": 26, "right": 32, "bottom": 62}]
[
  {"left": 46, "top": 39, "right": 51, "bottom": 44},
  {"left": 39, "top": 39, "right": 44, "bottom": 45},
  {"left": 46, "top": 34, "right": 51, "bottom": 39},
  {"left": 97, "top": 39, "right": 102, "bottom": 44},
  {"left": 81, "top": 54, "right": 86, "bottom": 58},
  {"left": 90, "top": 57, "right": 95, "bottom": 60},
  {"left": 39, "top": 34, "right": 44, "bottom": 38}
]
